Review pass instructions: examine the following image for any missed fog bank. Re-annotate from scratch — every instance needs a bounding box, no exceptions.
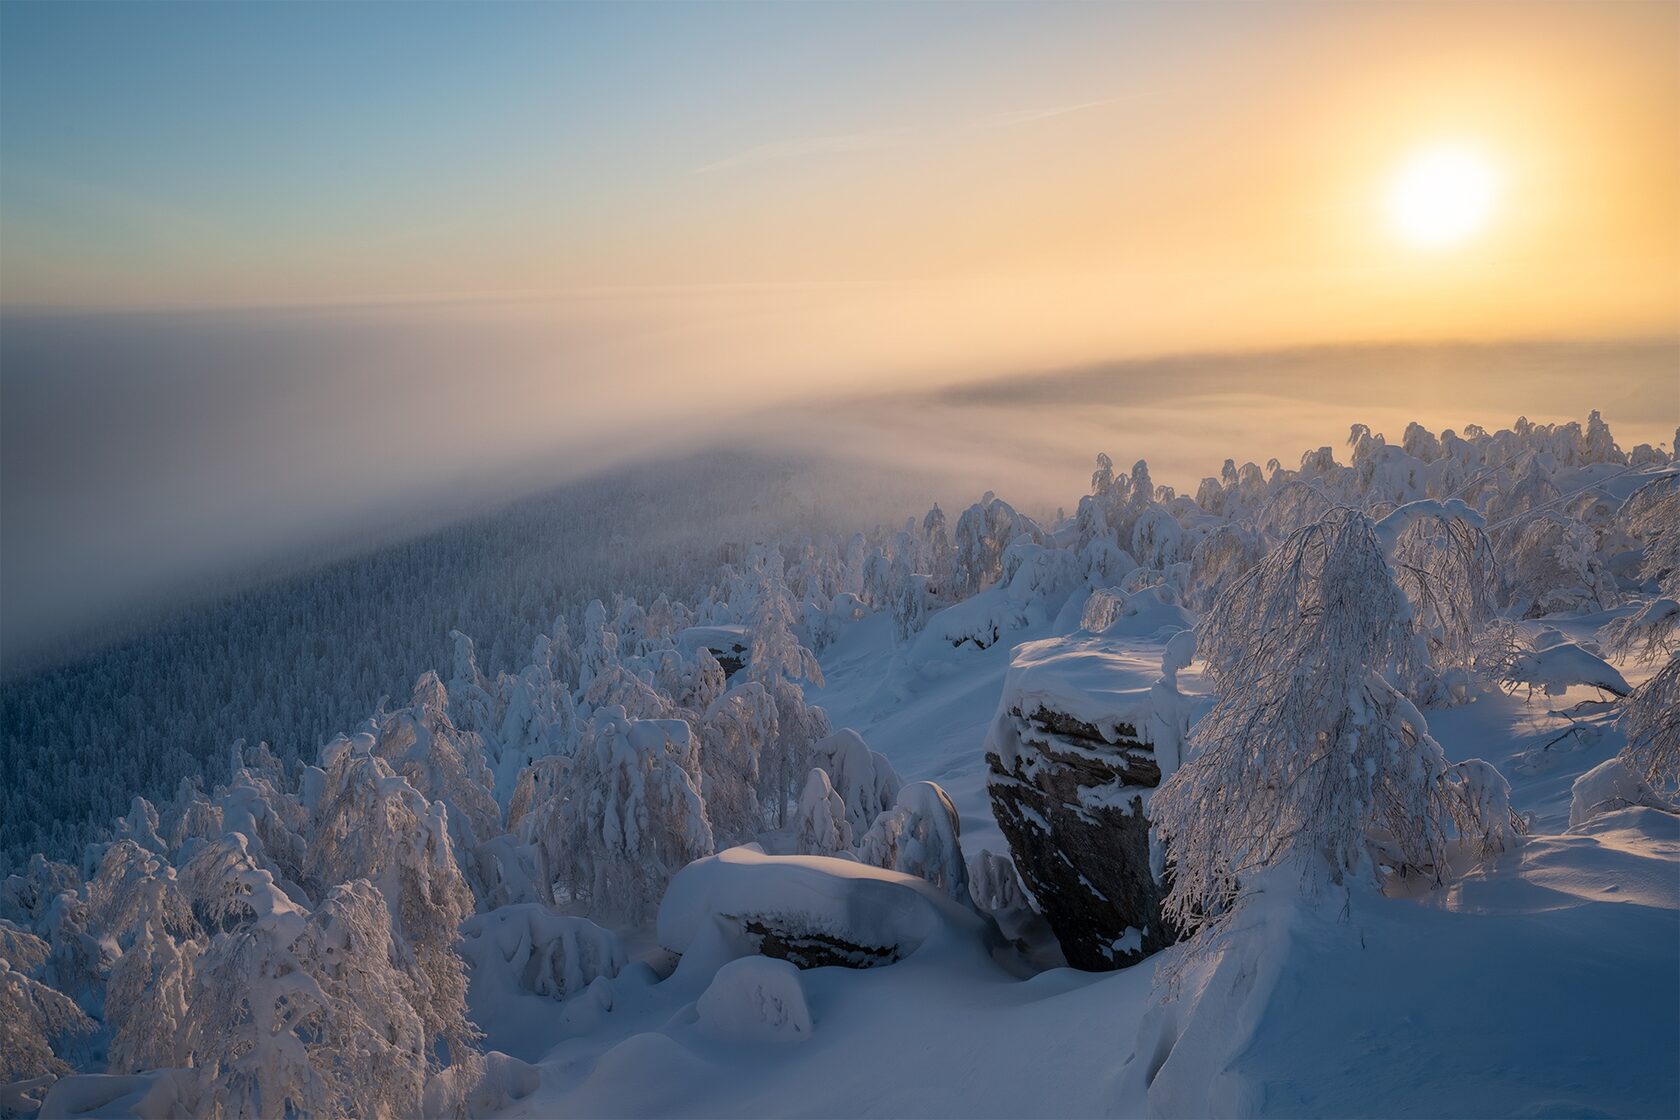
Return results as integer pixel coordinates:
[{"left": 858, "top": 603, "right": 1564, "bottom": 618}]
[{"left": 2, "top": 299, "right": 1674, "bottom": 667}]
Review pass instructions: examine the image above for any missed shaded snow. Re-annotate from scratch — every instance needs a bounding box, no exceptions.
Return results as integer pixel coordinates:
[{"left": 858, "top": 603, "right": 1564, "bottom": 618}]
[{"left": 478, "top": 599, "right": 1678, "bottom": 1120}]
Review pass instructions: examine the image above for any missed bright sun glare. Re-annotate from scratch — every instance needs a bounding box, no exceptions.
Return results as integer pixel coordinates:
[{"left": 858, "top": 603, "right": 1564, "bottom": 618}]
[{"left": 1388, "top": 145, "right": 1499, "bottom": 248}]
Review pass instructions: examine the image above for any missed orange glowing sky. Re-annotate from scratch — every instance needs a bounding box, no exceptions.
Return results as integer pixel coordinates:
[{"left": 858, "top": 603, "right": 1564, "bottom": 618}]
[{"left": 1, "top": 1, "right": 1676, "bottom": 366}]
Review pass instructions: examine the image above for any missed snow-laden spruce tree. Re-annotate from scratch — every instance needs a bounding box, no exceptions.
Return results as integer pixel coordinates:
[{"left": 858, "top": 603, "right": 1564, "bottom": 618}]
[
  {"left": 183, "top": 870, "right": 433, "bottom": 1120},
  {"left": 1150, "top": 507, "right": 1457, "bottom": 940},
  {"left": 372, "top": 672, "right": 502, "bottom": 864},
  {"left": 745, "top": 559, "right": 830, "bottom": 827},
  {"left": 922, "top": 502, "right": 954, "bottom": 593},
  {"left": 857, "top": 781, "right": 971, "bottom": 904},
  {"left": 537, "top": 708, "right": 713, "bottom": 925},
  {"left": 305, "top": 739, "right": 478, "bottom": 1062},
  {"left": 1620, "top": 653, "right": 1680, "bottom": 794},
  {"left": 789, "top": 768, "right": 854, "bottom": 857},
  {"left": 1, "top": 952, "right": 94, "bottom": 1096},
  {"left": 445, "top": 630, "right": 497, "bottom": 738},
  {"left": 698, "top": 682, "right": 774, "bottom": 846}
]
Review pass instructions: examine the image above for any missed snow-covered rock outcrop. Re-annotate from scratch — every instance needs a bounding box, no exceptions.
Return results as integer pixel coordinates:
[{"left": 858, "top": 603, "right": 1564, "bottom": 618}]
[
  {"left": 983, "top": 631, "right": 1198, "bottom": 970},
  {"left": 656, "top": 846, "right": 994, "bottom": 972}
]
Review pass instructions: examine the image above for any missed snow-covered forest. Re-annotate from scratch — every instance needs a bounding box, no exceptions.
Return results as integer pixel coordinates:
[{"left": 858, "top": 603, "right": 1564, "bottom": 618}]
[
  {"left": 0, "top": 448, "right": 957, "bottom": 868},
  {"left": 3, "top": 411, "right": 1676, "bottom": 1118}
]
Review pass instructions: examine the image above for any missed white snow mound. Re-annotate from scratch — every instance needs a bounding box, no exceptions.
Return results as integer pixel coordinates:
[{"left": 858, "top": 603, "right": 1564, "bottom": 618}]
[
  {"left": 695, "top": 956, "right": 814, "bottom": 1042},
  {"left": 1569, "top": 756, "right": 1674, "bottom": 828},
  {"left": 1507, "top": 642, "right": 1631, "bottom": 697}
]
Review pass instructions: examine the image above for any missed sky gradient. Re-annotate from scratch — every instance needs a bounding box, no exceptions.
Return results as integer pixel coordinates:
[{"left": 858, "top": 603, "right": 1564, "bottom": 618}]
[
  {"left": 1, "top": 1, "right": 1677, "bottom": 663},
  {"left": 3, "top": 1, "right": 1676, "bottom": 355}
]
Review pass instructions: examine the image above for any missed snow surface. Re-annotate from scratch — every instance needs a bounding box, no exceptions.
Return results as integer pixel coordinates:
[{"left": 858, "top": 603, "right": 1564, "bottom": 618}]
[
  {"left": 693, "top": 956, "right": 813, "bottom": 1043},
  {"left": 473, "top": 602, "right": 1677, "bottom": 1119}
]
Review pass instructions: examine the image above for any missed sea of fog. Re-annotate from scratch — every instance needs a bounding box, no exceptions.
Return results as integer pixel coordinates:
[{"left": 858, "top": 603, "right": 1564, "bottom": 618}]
[{"left": 2, "top": 302, "right": 1675, "bottom": 668}]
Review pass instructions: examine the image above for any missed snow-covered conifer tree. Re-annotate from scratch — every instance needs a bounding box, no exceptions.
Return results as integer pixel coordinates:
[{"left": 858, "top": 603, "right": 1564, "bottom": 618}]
[
  {"left": 537, "top": 709, "right": 713, "bottom": 925},
  {"left": 790, "top": 768, "right": 853, "bottom": 857},
  {"left": 183, "top": 870, "right": 437, "bottom": 1119},
  {"left": 1, "top": 954, "right": 94, "bottom": 1093},
  {"left": 306, "top": 740, "right": 477, "bottom": 1059},
  {"left": 1151, "top": 507, "right": 1456, "bottom": 940},
  {"left": 857, "top": 781, "right": 970, "bottom": 904},
  {"left": 698, "top": 683, "right": 774, "bottom": 846},
  {"left": 745, "top": 562, "right": 829, "bottom": 826},
  {"left": 367, "top": 673, "right": 502, "bottom": 898}
]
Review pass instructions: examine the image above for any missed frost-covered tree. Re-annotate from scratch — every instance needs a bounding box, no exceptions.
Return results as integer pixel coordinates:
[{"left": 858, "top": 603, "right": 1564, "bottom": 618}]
[
  {"left": 180, "top": 868, "right": 326, "bottom": 1119},
  {"left": 39, "top": 890, "right": 110, "bottom": 1018},
  {"left": 306, "top": 741, "right": 477, "bottom": 1059},
  {"left": 2, "top": 854, "right": 80, "bottom": 929},
  {"left": 790, "top": 769, "right": 854, "bottom": 857},
  {"left": 576, "top": 599, "right": 620, "bottom": 694},
  {"left": 536, "top": 709, "right": 713, "bottom": 925},
  {"left": 106, "top": 918, "right": 197, "bottom": 1075},
  {"left": 458, "top": 904, "right": 626, "bottom": 1003},
  {"left": 1, "top": 953, "right": 94, "bottom": 1091},
  {"left": 1130, "top": 506, "right": 1182, "bottom": 570},
  {"left": 1600, "top": 598, "right": 1680, "bottom": 664},
  {"left": 1620, "top": 473, "right": 1680, "bottom": 595},
  {"left": 215, "top": 744, "right": 310, "bottom": 896},
  {"left": 112, "top": 795, "right": 167, "bottom": 855},
  {"left": 1443, "top": 759, "right": 1524, "bottom": 863},
  {"left": 809, "top": 728, "right": 902, "bottom": 838},
  {"left": 86, "top": 839, "right": 196, "bottom": 948},
  {"left": 1505, "top": 513, "right": 1618, "bottom": 616},
  {"left": 953, "top": 493, "right": 1039, "bottom": 597},
  {"left": 857, "top": 782, "right": 971, "bottom": 904},
  {"left": 290, "top": 880, "right": 432, "bottom": 1116},
  {"left": 490, "top": 644, "right": 579, "bottom": 805},
  {"left": 745, "top": 563, "right": 829, "bottom": 827},
  {"left": 1619, "top": 654, "right": 1680, "bottom": 794},
  {"left": 183, "top": 871, "right": 435, "bottom": 1120},
  {"left": 966, "top": 849, "right": 1030, "bottom": 918},
  {"left": 1374, "top": 501, "right": 1500, "bottom": 686},
  {"left": 445, "top": 630, "right": 497, "bottom": 737},
  {"left": 922, "top": 503, "right": 954, "bottom": 592},
  {"left": 698, "top": 683, "right": 774, "bottom": 846},
  {"left": 372, "top": 673, "right": 501, "bottom": 858},
  {"left": 1151, "top": 508, "right": 1456, "bottom": 939},
  {"left": 1187, "top": 524, "right": 1262, "bottom": 612},
  {"left": 649, "top": 645, "right": 727, "bottom": 716}
]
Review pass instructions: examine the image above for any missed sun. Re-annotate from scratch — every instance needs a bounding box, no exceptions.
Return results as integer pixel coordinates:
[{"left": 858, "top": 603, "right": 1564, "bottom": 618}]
[{"left": 1387, "top": 145, "right": 1499, "bottom": 248}]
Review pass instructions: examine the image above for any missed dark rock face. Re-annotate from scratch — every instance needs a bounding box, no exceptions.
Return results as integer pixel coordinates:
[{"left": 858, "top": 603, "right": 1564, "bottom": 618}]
[
  {"left": 739, "top": 918, "right": 902, "bottom": 969},
  {"left": 986, "top": 704, "right": 1174, "bottom": 970}
]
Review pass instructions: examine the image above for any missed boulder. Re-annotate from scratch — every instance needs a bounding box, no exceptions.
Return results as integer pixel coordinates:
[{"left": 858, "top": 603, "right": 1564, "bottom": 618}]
[
  {"left": 656, "top": 846, "right": 994, "bottom": 972},
  {"left": 984, "top": 635, "right": 1193, "bottom": 970}
]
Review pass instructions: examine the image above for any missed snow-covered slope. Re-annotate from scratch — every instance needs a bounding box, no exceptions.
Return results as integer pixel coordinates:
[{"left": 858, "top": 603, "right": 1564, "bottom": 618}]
[{"left": 480, "top": 611, "right": 1678, "bottom": 1120}]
